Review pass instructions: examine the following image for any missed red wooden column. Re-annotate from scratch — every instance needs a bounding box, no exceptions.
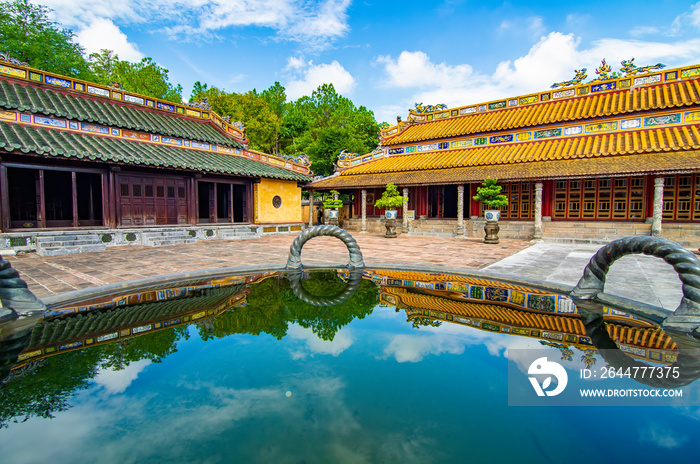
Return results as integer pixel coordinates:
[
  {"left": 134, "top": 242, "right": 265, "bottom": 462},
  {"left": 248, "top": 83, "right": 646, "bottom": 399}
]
[{"left": 542, "top": 180, "right": 554, "bottom": 218}]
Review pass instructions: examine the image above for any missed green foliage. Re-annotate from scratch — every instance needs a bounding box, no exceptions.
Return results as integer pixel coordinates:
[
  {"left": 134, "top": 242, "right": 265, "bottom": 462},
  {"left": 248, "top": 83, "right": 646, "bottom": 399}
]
[
  {"left": 322, "top": 190, "right": 343, "bottom": 209},
  {"left": 190, "top": 81, "right": 208, "bottom": 101},
  {"left": 89, "top": 51, "right": 183, "bottom": 103},
  {"left": 190, "top": 86, "right": 281, "bottom": 153},
  {"left": 0, "top": 0, "right": 94, "bottom": 79},
  {"left": 374, "top": 183, "right": 408, "bottom": 209},
  {"left": 473, "top": 178, "right": 509, "bottom": 208},
  {"left": 286, "top": 84, "right": 380, "bottom": 176}
]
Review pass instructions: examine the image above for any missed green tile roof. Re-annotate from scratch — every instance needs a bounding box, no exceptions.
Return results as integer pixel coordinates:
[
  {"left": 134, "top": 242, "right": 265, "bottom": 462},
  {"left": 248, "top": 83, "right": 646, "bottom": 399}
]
[
  {"left": 0, "top": 121, "right": 311, "bottom": 181},
  {"left": 0, "top": 79, "right": 243, "bottom": 149},
  {"left": 27, "top": 285, "right": 246, "bottom": 347}
]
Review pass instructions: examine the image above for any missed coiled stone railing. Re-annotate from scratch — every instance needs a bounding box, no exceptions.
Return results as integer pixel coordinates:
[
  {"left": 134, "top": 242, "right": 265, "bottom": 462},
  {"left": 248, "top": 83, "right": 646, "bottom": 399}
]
[
  {"left": 581, "top": 310, "right": 700, "bottom": 388},
  {"left": 570, "top": 236, "right": 700, "bottom": 387},
  {"left": 286, "top": 225, "right": 365, "bottom": 270},
  {"left": 287, "top": 269, "right": 364, "bottom": 307},
  {"left": 570, "top": 236, "right": 700, "bottom": 330}
]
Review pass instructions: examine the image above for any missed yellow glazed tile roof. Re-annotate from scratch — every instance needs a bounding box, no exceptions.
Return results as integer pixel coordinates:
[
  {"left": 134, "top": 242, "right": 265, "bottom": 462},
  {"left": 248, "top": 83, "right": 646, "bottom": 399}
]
[
  {"left": 309, "top": 151, "right": 700, "bottom": 188},
  {"left": 384, "top": 80, "right": 700, "bottom": 145},
  {"left": 351, "top": 127, "right": 700, "bottom": 175}
]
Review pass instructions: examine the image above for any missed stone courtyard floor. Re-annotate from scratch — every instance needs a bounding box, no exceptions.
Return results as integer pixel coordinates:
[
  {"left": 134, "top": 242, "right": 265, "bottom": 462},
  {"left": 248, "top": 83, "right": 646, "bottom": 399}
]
[{"left": 6, "top": 232, "right": 696, "bottom": 310}]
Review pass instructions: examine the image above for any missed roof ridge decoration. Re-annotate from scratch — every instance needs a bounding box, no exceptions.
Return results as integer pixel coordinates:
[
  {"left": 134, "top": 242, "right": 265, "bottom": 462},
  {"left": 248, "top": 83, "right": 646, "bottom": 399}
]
[
  {"left": 379, "top": 59, "right": 686, "bottom": 141},
  {"left": 0, "top": 54, "right": 248, "bottom": 146},
  {"left": 551, "top": 68, "right": 588, "bottom": 89},
  {"left": 412, "top": 102, "right": 447, "bottom": 114}
]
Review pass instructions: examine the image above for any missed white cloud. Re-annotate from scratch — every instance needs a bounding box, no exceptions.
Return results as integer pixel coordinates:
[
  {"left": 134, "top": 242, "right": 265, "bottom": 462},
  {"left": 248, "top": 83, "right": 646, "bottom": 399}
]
[
  {"left": 376, "top": 50, "right": 474, "bottom": 89},
  {"left": 377, "top": 32, "right": 700, "bottom": 113},
  {"left": 38, "top": 1, "right": 351, "bottom": 51},
  {"left": 287, "top": 323, "right": 354, "bottom": 358},
  {"left": 93, "top": 359, "right": 151, "bottom": 394},
  {"left": 76, "top": 18, "right": 144, "bottom": 62},
  {"left": 285, "top": 59, "right": 356, "bottom": 100}
]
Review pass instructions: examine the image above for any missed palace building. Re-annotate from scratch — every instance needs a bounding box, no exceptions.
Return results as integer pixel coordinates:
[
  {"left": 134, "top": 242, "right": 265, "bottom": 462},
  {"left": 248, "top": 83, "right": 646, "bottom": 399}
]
[
  {"left": 0, "top": 57, "right": 312, "bottom": 254},
  {"left": 309, "top": 61, "right": 700, "bottom": 247}
]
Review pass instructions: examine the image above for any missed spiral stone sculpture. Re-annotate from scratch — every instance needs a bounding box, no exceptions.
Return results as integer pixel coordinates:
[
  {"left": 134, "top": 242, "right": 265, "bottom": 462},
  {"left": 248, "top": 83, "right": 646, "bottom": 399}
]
[
  {"left": 570, "top": 236, "right": 700, "bottom": 323},
  {"left": 286, "top": 225, "right": 365, "bottom": 270},
  {"left": 287, "top": 269, "right": 364, "bottom": 307},
  {"left": 580, "top": 310, "right": 700, "bottom": 388}
]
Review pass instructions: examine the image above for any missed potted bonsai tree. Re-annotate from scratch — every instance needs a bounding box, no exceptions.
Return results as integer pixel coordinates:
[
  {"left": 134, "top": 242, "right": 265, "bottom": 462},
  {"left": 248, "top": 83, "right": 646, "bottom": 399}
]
[
  {"left": 473, "top": 178, "right": 508, "bottom": 244},
  {"left": 374, "top": 183, "right": 408, "bottom": 238},
  {"left": 323, "top": 190, "right": 343, "bottom": 226}
]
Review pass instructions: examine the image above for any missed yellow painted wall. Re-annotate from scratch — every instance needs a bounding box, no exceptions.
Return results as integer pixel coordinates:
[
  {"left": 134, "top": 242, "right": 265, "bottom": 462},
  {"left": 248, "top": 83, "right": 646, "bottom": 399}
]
[{"left": 255, "top": 178, "right": 302, "bottom": 223}]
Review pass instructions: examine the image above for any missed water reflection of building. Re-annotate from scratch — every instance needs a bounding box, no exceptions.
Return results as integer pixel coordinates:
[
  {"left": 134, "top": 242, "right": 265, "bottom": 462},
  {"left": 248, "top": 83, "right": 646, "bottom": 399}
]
[
  {"left": 368, "top": 269, "right": 678, "bottom": 364},
  {"left": 310, "top": 62, "right": 700, "bottom": 247},
  {"left": 9, "top": 283, "right": 254, "bottom": 376}
]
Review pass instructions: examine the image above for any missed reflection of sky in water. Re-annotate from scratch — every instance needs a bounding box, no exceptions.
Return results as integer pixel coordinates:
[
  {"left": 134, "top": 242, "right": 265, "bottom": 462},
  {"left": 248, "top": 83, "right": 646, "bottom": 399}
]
[{"left": 2, "top": 306, "right": 700, "bottom": 463}]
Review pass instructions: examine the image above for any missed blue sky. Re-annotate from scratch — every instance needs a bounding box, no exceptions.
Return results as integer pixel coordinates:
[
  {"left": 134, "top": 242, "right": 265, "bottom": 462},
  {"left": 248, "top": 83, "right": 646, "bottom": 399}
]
[{"left": 36, "top": 0, "right": 700, "bottom": 123}]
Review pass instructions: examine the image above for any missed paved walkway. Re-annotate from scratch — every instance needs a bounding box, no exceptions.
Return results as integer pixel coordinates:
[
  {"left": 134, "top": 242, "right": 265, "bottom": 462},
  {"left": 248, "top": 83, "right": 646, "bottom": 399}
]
[
  {"left": 8, "top": 234, "right": 530, "bottom": 299},
  {"left": 5, "top": 233, "right": 694, "bottom": 310},
  {"left": 485, "top": 243, "right": 685, "bottom": 311}
]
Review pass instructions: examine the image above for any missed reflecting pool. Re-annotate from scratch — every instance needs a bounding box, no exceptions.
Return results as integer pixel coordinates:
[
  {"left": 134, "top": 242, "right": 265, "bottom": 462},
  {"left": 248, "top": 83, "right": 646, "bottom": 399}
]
[{"left": 1, "top": 269, "right": 700, "bottom": 463}]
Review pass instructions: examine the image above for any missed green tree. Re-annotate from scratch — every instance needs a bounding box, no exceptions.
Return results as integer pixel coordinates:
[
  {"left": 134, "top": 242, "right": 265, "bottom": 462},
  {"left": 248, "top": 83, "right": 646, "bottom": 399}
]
[
  {"left": 190, "top": 80, "right": 209, "bottom": 101},
  {"left": 190, "top": 86, "right": 281, "bottom": 153},
  {"left": 0, "top": 0, "right": 94, "bottom": 79},
  {"left": 99, "top": 56, "right": 183, "bottom": 103},
  {"left": 286, "top": 84, "right": 379, "bottom": 176}
]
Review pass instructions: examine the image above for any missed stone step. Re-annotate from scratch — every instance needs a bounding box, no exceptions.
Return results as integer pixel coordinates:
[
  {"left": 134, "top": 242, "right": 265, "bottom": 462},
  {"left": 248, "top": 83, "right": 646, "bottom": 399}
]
[
  {"left": 36, "top": 234, "right": 101, "bottom": 243},
  {"left": 36, "top": 243, "right": 106, "bottom": 256},
  {"left": 142, "top": 231, "right": 196, "bottom": 246},
  {"left": 141, "top": 231, "right": 195, "bottom": 238},
  {"left": 219, "top": 228, "right": 259, "bottom": 240},
  {"left": 144, "top": 238, "right": 197, "bottom": 247}
]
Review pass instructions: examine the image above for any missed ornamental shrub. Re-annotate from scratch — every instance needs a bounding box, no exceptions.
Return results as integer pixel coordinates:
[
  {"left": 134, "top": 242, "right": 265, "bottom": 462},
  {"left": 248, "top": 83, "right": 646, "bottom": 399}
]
[
  {"left": 473, "top": 178, "right": 508, "bottom": 209},
  {"left": 374, "top": 183, "right": 408, "bottom": 209},
  {"left": 322, "top": 190, "right": 344, "bottom": 209}
]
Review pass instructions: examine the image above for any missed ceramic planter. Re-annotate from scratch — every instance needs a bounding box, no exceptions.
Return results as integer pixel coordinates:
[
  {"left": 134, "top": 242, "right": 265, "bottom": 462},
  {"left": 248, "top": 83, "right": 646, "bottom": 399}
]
[
  {"left": 484, "top": 209, "right": 501, "bottom": 223},
  {"left": 384, "top": 210, "right": 398, "bottom": 220},
  {"left": 328, "top": 209, "right": 339, "bottom": 219}
]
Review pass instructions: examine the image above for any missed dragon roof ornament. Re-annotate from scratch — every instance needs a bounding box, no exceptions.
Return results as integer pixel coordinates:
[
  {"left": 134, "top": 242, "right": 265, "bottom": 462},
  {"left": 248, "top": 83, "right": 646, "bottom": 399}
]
[
  {"left": 0, "top": 52, "right": 28, "bottom": 67},
  {"left": 553, "top": 58, "right": 666, "bottom": 88},
  {"left": 411, "top": 102, "right": 447, "bottom": 114}
]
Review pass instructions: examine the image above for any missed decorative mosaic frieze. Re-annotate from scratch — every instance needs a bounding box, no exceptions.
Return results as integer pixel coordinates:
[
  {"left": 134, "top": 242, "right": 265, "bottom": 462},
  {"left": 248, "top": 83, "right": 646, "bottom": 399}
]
[
  {"left": 644, "top": 113, "right": 681, "bottom": 126},
  {"left": 634, "top": 74, "right": 662, "bottom": 86},
  {"left": 552, "top": 89, "right": 575, "bottom": 99},
  {"left": 519, "top": 95, "right": 539, "bottom": 105},
  {"left": 87, "top": 85, "right": 110, "bottom": 97},
  {"left": 45, "top": 75, "right": 71, "bottom": 88},
  {"left": 621, "top": 119, "right": 641, "bottom": 129},
  {"left": 533, "top": 128, "right": 561, "bottom": 139},
  {"left": 584, "top": 122, "right": 618, "bottom": 134},
  {"left": 124, "top": 94, "right": 144, "bottom": 104}
]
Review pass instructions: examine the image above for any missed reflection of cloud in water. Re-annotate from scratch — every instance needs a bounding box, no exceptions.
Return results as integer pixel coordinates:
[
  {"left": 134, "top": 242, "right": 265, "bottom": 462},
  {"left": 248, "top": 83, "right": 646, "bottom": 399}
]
[
  {"left": 287, "top": 323, "right": 354, "bottom": 359},
  {"left": 383, "top": 322, "right": 542, "bottom": 363},
  {"left": 640, "top": 422, "right": 688, "bottom": 448},
  {"left": 0, "top": 372, "right": 441, "bottom": 463},
  {"left": 94, "top": 359, "right": 151, "bottom": 394}
]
